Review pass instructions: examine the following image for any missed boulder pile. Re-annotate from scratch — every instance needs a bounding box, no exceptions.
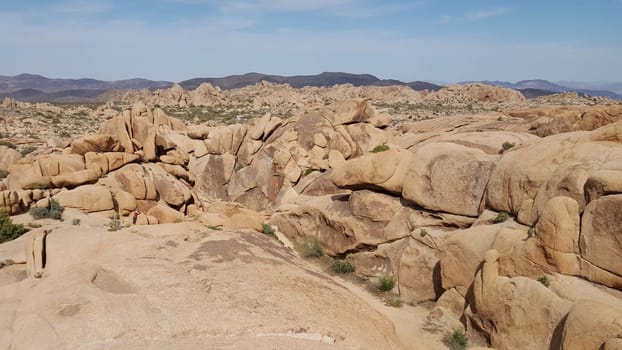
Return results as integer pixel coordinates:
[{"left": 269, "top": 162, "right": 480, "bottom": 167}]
[{"left": 2, "top": 99, "right": 622, "bottom": 350}]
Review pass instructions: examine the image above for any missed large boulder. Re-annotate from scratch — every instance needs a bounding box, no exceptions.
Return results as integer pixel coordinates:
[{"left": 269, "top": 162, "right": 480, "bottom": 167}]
[
  {"left": 469, "top": 250, "right": 572, "bottom": 350},
  {"left": 0, "top": 146, "right": 22, "bottom": 172},
  {"left": 51, "top": 169, "right": 100, "bottom": 188},
  {"left": 68, "top": 135, "right": 122, "bottom": 155},
  {"left": 147, "top": 202, "right": 183, "bottom": 224},
  {"left": 85, "top": 152, "right": 140, "bottom": 175},
  {"left": 402, "top": 142, "right": 496, "bottom": 217},
  {"left": 109, "top": 164, "right": 157, "bottom": 200},
  {"left": 560, "top": 300, "right": 622, "bottom": 350},
  {"left": 54, "top": 185, "right": 114, "bottom": 212},
  {"left": 189, "top": 153, "right": 235, "bottom": 204},
  {"left": 579, "top": 194, "right": 622, "bottom": 288},
  {"left": 145, "top": 164, "right": 192, "bottom": 207}
]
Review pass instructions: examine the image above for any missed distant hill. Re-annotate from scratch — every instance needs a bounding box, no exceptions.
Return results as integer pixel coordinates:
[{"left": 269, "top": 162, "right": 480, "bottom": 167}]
[
  {"left": 0, "top": 88, "right": 107, "bottom": 103},
  {"left": 463, "top": 79, "right": 622, "bottom": 100},
  {"left": 0, "top": 73, "right": 173, "bottom": 94},
  {"left": 179, "top": 72, "right": 442, "bottom": 91}
]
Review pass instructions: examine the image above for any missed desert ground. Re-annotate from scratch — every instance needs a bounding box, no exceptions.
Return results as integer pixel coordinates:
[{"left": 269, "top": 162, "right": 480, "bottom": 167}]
[{"left": 1, "top": 81, "right": 622, "bottom": 350}]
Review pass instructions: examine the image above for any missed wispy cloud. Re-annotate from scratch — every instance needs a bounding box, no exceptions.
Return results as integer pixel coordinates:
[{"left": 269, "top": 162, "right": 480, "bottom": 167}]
[
  {"left": 466, "top": 8, "right": 508, "bottom": 21},
  {"left": 440, "top": 8, "right": 509, "bottom": 23}
]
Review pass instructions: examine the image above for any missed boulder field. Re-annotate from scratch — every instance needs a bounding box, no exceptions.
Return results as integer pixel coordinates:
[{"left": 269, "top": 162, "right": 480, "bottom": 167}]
[{"left": 1, "top": 100, "right": 622, "bottom": 349}]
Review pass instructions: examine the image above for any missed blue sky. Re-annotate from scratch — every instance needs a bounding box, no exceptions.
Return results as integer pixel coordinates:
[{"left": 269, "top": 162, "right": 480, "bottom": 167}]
[{"left": 1, "top": 0, "right": 621, "bottom": 82}]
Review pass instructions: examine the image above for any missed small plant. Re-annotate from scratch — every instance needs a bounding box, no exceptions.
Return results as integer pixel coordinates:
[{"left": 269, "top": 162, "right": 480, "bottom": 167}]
[
  {"left": 376, "top": 275, "right": 395, "bottom": 292},
  {"left": 443, "top": 329, "right": 468, "bottom": 350},
  {"left": 501, "top": 141, "right": 515, "bottom": 152},
  {"left": 304, "top": 239, "right": 324, "bottom": 258},
  {"left": 207, "top": 225, "right": 223, "bottom": 231},
  {"left": 497, "top": 116, "right": 503, "bottom": 121},
  {"left": 20, "top": 146, "right": 37, "bottom": 155},
  {"left": 108, "top": 212, "right": 121, "bottom": 231},
  {"left": 72, "top": 218, "right": 81, "bottom": 226},
  {"left": 419, "top": 228, "right": 428, "bottom": 237},
  {"left": 538, "top": 276, "right": 550, "bottom": 287},
  {"left": 30, "top": 182, "right": 50, "bottom": 190},
  {"left": 262, "top": 223, "right": 276, "bottom": 237},
  {"left": 331, "top": 259, "right": 355, "bottom": 274},
  {"left": 492, "top": 211, "right": 510, "bottom": 224},
  {"left": 0, "top": 211, "right": 29, "bottom": 243},
  {"left": 0, "top": 170, "right": 8, "bottom": 179},
  {"left": 384, "top": 296, "right": 403, "bottom": 308},
  {"left": 27, "top": 222, "right": 42, "bottom": 228},
  {"left": 30, "top": 199, "right": 64, "bottom": 220},
  {"left": 371, "top": 144, "right": 390, "bottom": 153},
  {"left": 0, "top": 140, "right": 16, "bottom": 149},
  {"left": 304, "top": 168, "right": 316, "bottom": 176},
  {"left": 527, "top": 227, "right": 536, "bottom": 238}
]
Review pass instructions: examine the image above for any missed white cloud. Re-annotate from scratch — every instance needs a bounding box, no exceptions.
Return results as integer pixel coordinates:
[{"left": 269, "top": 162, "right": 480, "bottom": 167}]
[{"left": 466, "top": 8, "right": 509, "bottom": 21}]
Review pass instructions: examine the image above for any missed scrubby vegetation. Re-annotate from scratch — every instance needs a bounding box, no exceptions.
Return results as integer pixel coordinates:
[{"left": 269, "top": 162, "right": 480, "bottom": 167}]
[
  {"left": 331, "top": 259, "right": 355, "bottom": 274},
  {"left": 443, "top": 329, "right": 468, "bottom": 350},
  {"left": 304, "top": 239, "right": 324, "bottom": 258},
  {"left": 501, "top": 141, "right": 515, "bottom": 152},
  {"left": 20, "top": 146, "right": 37, "bottom": 155},
  {"left": 30, "top": 198, "right": 64, "bottom": 220},
  {"left": 108, "top": 212, "right": 122, "bottom": 231},
  {"left": 0, "top": 170, "right": 8, "bottom": 179},
  {"left": 538, "top": 276, "right": 550, "bottom": 287},
  {"left": 262, "top": 223, "right": 277, "bottom": 238},
  {"left": 376, "top": 275, "right": 395, "bottom": 292},
  {"left": 371, "top": 144, "right": 390, "bottom": 153},
  {"left": 492, "top": 211, "right": 510, "bottom": 224},
  {"left": 384, "top": 296, "right": 403, "bottom": 308},
  {"left": 0, "top": 211, "right": 29, "bottom": 244}
]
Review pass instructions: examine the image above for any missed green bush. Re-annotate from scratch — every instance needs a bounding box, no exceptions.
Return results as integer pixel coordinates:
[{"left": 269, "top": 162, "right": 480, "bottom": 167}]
[
  {"left": 72, "top": 218, "right": 81, "bottom": 226},
  {"left": 304, "top": 168, "right": 317, "bottom": 176},
  {"left": 419, "top": 228, "right": 428, "bottom": 237},
  {"left": 304, "top": 239, "right": 324, "bottom": 258},
  {"left": 108, "top": 212, "right": 121, "bottom": 231},
  {"left": 501, "top": 141, "right": 515, "bottom": 152},
  {"left": 384, "top": 296, "right": 403, "bottom": 308},
  {"left": 0, "top": 211, "right": 29, "bottom": 244},
  {"left": 492, "top": 211, "right": 510, "bottom": 224},
  {"left": 376, "top": 275, "right": 395, "bottom": 292},
  {"left": 0, "top": 170, "right": 8, "bottom": 179},
  {"left": 208, "top": 225, "right": 223, "bottom": 231},
  {"left": 20, "top": 146, "right": 37, "bottom": 155},
  {"left": 538, "top": 276, "right": 550, "bottom": 287},
  {"left": 0, "top": 140, "right": 16, "bottom": 149},
  {"left": 30, "top": 199, "right": 64, "bottom": 220},
  {"left": 371, "top": 144, "right": 390, "bottom": 153},
  {"left": 443, "top": 329, "right": 468, "bottom": 350},
  {"left": 331, "top": 259, "right": 355, "bottom": 273},
  {"left": 262, "top": 223, "right": 277, "bottom": 238}
]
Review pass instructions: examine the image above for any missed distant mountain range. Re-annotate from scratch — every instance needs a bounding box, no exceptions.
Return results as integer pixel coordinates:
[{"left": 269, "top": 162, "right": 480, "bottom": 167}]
[
  {"left": 0, "top": 73, "right": 620, "bottom": 103},
  {"left": 460, "top": 79, "right": 622, "bottom": 100}
]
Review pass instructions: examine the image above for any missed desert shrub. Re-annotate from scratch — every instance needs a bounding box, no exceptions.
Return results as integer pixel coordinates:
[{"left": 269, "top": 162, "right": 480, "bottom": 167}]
[
  {"left": 0, "top": 140, "right": 16, "bottom": 149},
  {"left": 371, "top": 144, "right": 390, "bottom": 153},
  {"left": 492, "top": 211, "right": 510, "bottom": 224},
  {"left": 304, "top": 168, "right": 316, "bottom": 176},
  {"left": 30, "top": 199, "right": 64, "bottom": 220},
  {"left": 20, "top": 146, "right": 37, "bottom": 155},
  {"left": 262, "top": 223, "right": 276, "bottom": 237},
  {"left": 376, "top": 275, "right": 395, "bottom": 292},
  {"left": 331, "top": 259, "right": 355, "bottom": 274},
  {"left": 30, "top": 182, "right": 50, "bottom": 190},
  {"left": 0, "top": 211, "right": 29, "bottom": 244},
  {"left": 419, "top": 228, "right": 428, "bottom": 237},
  {"left": 208, "top": 225, "right": 223, "bottom": 231},
  {"left": 0, "top": 170, "right": 8, "bottom": 179},
  {"left": 443, "top": 329, "right": 468, "bottom": 350},
  {"left": 27, "top": 222, "right": 42, "bottom": 228},
  {"left": 501, "top": 141, "right": 515, "bottom": 152},
  {"left": 304, "top": 239, "right": 324, "bottom": 258},
  {"left": 384, "top": 296, "right": 403, "bottom": 307},
  {"left": 538, "top": 276, "right": 550, "bottom": 287},
  {"left": 72, "top": 218, "right": 81, "bottom": 226},
  {"left": 108, "top": 212, "right": 121, "bottom": 231}
]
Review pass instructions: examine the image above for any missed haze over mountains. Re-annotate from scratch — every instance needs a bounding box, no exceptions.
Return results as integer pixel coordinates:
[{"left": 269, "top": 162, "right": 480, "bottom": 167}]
[{"left": 0, "top": 72, "right": 620, "bottom": 103}]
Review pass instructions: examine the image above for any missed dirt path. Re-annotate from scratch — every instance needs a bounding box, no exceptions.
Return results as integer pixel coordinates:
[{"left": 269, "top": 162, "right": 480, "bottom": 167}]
[{"left": 335, "top": 278, "right": 445, "bottom": 350}]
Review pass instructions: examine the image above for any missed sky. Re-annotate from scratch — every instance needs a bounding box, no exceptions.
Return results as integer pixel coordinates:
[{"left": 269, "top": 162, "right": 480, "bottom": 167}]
[{"left": 1, "top": 0, "right": 621, "bottom": 83}]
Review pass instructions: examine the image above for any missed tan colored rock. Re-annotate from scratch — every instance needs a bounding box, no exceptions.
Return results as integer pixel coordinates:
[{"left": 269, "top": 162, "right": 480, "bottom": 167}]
[
  {"left": 114, "top": 190, "right": 137, "bottom": 216},
  {"left": 403, "top": 142, "right": 496, "bottom": 217},
  {"left": 147, "top": 202, "right": 183, "bottom": 224},
  {"left": 0, "top": 146, "right": 22, "bottom": 171},
  {"left": 189, "top": 153, "right": 236, "bottom": 203},
  {"left": 110, "top": 164, "right": 157, "bottom": 200},
  {"left": 99, "top": 114, "right": 133, "bottom": 153},
  {"left": 536, "top": 196, "right": 581, "bottom": 275},
  {"left": 237, "top": 139, "right": 263, "bottom": 166},
  {"left": 54, "top": 185, "right": 114, "bottom": 212},
  {"left": 0, "top": 190, "right": 21, "bottom": 215},
  {"left": 51, "top": 169, "right": 100, "bottom": 188},
  {"left": 198, "top": 202, "right": 268, "bottom": 232},
  {"left": 187, "top": 125, "right": 210, "bottom": 140},
  {"left": 469, "top": 250, "right": 572, "bottom": 350},
  {"left": 560, "top": 301, "right": 622, "bottom": 350},
  {"left": 313, "top": 133, "right": 328, "bottom": 148},
  {"left": 25, "top": 229, "right": 48, "bottom": 277},
  {"left": 146, "top": 164, "right": 192, "bottom": 207},
  {"left": 85, "top": 152, "right": 140, "bottom": 175},
  {"left": 69, "top": 135, "right": 121, "bottom": 155},
  {"left": 579, "top": 194, "right": 622, "bottom": 287},
  {"left": 331, "top": 147, "right": 413, "bottom": 194},
  {"left": 584, "top": 170, "right": 622, "bottom": 202}
]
